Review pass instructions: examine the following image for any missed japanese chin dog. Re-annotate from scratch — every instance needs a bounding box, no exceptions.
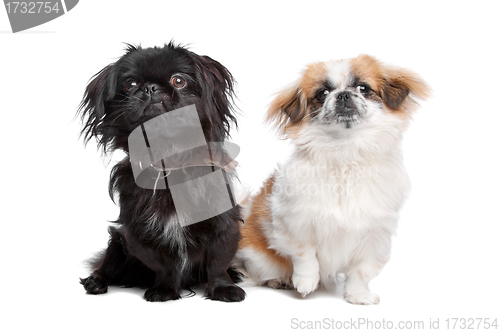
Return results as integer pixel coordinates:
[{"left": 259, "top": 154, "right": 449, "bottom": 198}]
[
  {"left": 79, "top": 43, "right": 245, "bottom": 302},
  {"left": 233, "top": 55, "right": 430, "bottom": 305}
]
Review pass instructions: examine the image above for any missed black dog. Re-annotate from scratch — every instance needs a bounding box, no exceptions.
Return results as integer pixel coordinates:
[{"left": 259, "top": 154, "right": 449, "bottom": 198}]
[{"left": 79, "top": 43, "right": 245, "bottom": 302}]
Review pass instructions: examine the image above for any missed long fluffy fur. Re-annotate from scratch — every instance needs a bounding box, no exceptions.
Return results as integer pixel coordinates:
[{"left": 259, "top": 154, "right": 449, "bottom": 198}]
[
  {"left": 79, "top": 43, "right": 245, "bottom": 302},
  {"left": 234, "top": 55, "right": 430, "bottom": 304}
]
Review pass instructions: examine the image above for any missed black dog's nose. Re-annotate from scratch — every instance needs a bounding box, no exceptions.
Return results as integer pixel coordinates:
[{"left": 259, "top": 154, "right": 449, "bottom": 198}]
[
  {"left": 337, "top": 92, "right": 351, "bottom": 101},
  {"left": 144, "top": 83, "right": 161, "bottom": 96}
]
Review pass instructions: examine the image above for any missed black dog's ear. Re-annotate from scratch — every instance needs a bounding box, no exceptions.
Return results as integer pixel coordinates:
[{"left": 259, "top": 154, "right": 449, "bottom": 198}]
[
  {"left": 79, "top": 64, "right": 117, "bottom": 146},
  {"left": 190, "top": 53, "right": 237, "bottom": 140}
]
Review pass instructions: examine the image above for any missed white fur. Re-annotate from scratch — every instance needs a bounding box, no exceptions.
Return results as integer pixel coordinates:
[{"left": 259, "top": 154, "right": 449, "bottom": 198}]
[
  {"left": 326, "top": 60, "right": 351, "bottom": 89},
  {"left": 234, "top": 247, "right": 290, "bottom": 285},
  {"left": 238, "top": 61, "right": 412, "bottom": 304}
]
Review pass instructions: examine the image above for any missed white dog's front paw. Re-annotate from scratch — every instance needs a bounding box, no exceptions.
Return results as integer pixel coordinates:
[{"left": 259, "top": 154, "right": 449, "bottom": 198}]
[
  {"left": 344, "top": 291, "right": 380, "bottom": 305},
  {"left": 292, "top": 273, "right": 319, "bottom": 297}
]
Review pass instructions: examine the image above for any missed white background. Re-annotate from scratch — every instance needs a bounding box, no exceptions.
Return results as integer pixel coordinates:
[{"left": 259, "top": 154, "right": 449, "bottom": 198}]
[{"left": 1, "top": 1, "right": 499, "bottom": 332}]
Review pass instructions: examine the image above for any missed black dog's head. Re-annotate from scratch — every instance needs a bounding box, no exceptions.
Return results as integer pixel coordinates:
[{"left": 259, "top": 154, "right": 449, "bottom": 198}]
[{"left": 79, "top": 42, "right": 237, "bottom": 153}]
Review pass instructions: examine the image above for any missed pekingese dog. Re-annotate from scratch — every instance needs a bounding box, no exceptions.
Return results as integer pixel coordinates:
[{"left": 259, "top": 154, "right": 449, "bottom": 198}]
[
  {"left": 79, "top": 43, "right": 245, "bottom": 302},
  {"left": 233, "top": 55, "right": 430, "bottom": 305}
]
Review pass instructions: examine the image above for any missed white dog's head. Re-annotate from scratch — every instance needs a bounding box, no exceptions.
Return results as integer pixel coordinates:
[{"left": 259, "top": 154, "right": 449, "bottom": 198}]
[{"left": 267, "top": 55, "right": 431, "bottom": 140}]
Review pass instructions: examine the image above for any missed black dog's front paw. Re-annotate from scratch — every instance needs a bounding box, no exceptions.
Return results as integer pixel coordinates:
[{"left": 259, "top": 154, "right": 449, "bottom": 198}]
[
  {"left": 205, "top": 284, "right": 246, "bottom": 302},
  {"left": 80, "top": 275, "right": 108, "bottom": 295},
  {"left": 144, "top": 286, "right": 181, "bottom": 302}
]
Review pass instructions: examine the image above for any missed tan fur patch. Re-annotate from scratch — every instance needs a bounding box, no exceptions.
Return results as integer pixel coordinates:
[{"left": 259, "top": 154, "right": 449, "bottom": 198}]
[
  {"left": 266, "top": 85, "right": 303, "bottom": 134},
  {"left": 300, "top": 62, "right": 328, "bottom": 99},
  {"left": 350, "top": 54, "right": 384, "bottom": 92},
  {"left": 266, "top": 62, "right": 328, "bottom": 138},
  {"left": 239, "top": 174, "right": 293, "bottom": 272},
  {"left": 350, "top": 54, "right": 432, "bottom": 118}
]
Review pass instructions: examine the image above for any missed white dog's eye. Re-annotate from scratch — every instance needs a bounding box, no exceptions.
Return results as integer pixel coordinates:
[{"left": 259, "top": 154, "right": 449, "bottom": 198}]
[
  {"left": 125, "top": 80, "right": 138, "bottom": 92},
  {"left": 356, "top": 84, "right": 370, "bottom": 95},
  {"left": 316, "top": 89, "right": 330, "bottom": 102}
]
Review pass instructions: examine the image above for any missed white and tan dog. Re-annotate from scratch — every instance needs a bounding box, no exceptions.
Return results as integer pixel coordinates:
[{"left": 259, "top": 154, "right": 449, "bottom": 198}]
[{"left": 234, "top": 55, "right": 430, "bottom": 305}]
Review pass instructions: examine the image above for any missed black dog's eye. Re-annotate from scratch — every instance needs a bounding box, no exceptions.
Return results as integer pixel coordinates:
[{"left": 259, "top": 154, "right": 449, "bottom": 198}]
[
  {"left": 125, "top": 80, "right": 138, "bottom": 92},
  {"left": 356, "top": 84, "right": 371, "bottom": 95},
  {"left": 170, "top": 75, "right": 187, "bottom": 89},
  {"left": 315, "top": 89, "right": 330, "bottom": 102}
]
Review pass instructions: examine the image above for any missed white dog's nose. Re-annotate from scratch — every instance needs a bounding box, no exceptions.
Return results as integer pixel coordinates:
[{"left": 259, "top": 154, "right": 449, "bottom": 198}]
[{"left": 337, "top": 91, "right": 351, "bottom": 101}]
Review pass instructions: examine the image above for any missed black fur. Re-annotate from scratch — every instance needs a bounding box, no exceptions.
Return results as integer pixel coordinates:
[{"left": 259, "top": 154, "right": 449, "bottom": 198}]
[{"left": 78, "top": 43, "right": 245, "bottom": 302}]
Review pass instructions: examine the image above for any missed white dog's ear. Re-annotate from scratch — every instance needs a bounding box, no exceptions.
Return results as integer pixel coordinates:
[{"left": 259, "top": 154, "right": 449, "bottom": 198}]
[
  {"left": 381, "top": 67, "right": 432, "bottom": 112},
  {"left": 266, "top": 83, "right": 307, "bottom": 137}
]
